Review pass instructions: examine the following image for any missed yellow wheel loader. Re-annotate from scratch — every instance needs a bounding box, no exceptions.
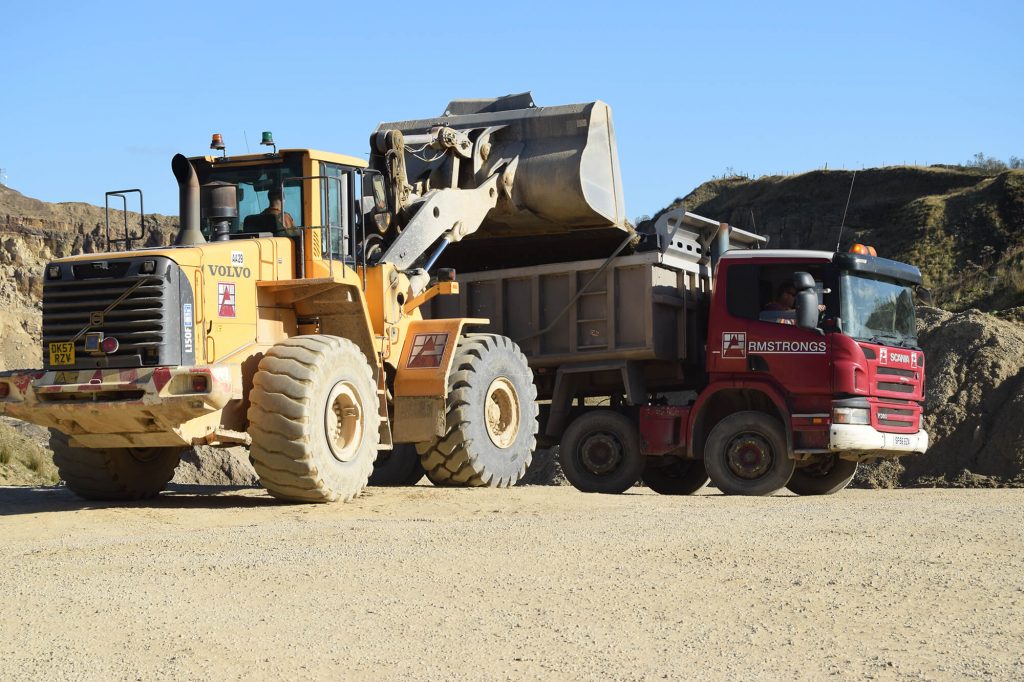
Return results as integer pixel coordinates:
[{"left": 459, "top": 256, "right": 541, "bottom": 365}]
[{"left": 0, "top": 93, "right": 629, "bottom": 502}]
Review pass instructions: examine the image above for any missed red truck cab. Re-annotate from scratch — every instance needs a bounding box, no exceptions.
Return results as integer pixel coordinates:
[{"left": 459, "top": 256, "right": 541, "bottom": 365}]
[{"left": 681, "top": 247, "right": 927, "bottom": 494}]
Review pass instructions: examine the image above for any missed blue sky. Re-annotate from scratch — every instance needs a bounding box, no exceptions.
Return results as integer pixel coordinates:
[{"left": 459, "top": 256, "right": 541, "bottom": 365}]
[{"left": 1, "top": 0, "right": 1021, "bottom": 222}]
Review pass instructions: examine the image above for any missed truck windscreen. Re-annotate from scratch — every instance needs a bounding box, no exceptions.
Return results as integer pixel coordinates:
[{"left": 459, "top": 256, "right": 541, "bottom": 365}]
[{"left": 840, "top": 273, "right": 918, "bottom": 348}]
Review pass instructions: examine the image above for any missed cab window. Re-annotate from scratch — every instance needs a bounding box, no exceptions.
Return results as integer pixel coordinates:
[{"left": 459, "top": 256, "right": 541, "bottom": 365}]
[{"left": 726, "top": 263, "right": 826, "bottom": 324}]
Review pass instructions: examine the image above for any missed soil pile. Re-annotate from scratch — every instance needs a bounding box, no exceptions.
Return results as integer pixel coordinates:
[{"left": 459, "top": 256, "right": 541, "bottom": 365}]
[{"left": 908, "top": 306, "right": 1024, "bottom": 482}]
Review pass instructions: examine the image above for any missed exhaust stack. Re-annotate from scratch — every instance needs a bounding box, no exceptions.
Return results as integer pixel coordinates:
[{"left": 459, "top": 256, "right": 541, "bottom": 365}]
[{"left": 171, "top": 154, "right": 205, "bottom": 246}]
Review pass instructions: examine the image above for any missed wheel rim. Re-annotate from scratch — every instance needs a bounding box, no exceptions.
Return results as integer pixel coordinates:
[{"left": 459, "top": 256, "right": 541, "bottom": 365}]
[
  {"left": 325, "top": 381, "right": 363, "bottom": 463},
  {"left": 484, "top": 377, "right": 520, "bottom": 449},
  {"left": 725, "top": 433, "right": 774, "bottom": 479},
  {"left": 579, "top": 432, "right": 622, "bottom": 475}
]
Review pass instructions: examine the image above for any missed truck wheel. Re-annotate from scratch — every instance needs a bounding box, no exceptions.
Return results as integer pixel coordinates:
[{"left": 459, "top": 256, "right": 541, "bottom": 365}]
[
  {"left": 642, "top": 457, "right": 710, "bottom": 495},
  {"left": 50, "top": 431, "right": 181, "bottom": 501},
  {"left": 418, "top": 334, "right": 538, "bottom": 487},
  {"left": 559, "top": 410, "right": 644, "bottom": 494},
  {"left": 368, "top": 444, "right": 425, "bottom": 486},
  {"left": 786, "top": 455, "right": 858, "bottom": 495},
  {"left": 247, "top": 335, "right": 380, "bottom": 503},
  {"left": 703, "top": 411, "right": 795, "bottom": 496}
]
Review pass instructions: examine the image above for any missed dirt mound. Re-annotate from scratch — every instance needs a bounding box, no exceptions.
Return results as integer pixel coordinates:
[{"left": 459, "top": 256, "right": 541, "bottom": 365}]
[
  {"left": 906, "top": 307, "right": 1024, "bottom": 481},
  {"left": 171, "top": 446, "right": 259, "bottom": 487}
]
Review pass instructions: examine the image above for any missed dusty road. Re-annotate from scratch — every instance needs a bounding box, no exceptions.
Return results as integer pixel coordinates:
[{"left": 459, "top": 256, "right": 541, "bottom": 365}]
[{"left": 1, "top": 485, "right": 1022, "bottom": 681}]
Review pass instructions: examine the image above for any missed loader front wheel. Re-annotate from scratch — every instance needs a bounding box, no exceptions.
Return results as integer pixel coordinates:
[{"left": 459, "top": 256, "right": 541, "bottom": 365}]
[
  {"left": 247, "top": 335, "right": 380, "bottom": 503},
  {"left": 51, "top": 431, "right": 182, "bottom": 501},
  {"left": 418, "top": 334, "right": 538, "bottom": 487}
]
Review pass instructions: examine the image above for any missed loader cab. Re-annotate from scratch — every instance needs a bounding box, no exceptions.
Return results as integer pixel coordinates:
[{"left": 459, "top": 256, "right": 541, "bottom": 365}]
[{"left": 188, "top": 148, "right": 389, "bottom": 278}]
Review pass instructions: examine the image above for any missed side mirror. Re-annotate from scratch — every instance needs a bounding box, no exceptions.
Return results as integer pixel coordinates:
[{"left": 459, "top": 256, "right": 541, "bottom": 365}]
[
  {"left": 916, "top": 286, "right": 933, "bottom": 305},
  {"left": 793, "top": 271, "right": 819, "bottom": 330}
]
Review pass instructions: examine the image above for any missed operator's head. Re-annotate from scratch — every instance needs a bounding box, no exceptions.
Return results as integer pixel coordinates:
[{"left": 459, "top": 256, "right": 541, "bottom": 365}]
[
  {"left": 776, "top": 281, "right": 796, "bottom": 304},
  {"left": 267, "top": 186, "right": 283, "bottom": 204}
]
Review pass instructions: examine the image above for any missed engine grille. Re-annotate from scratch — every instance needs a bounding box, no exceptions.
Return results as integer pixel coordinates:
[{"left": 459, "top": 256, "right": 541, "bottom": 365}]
[{"left": 42, "top": 257, "right": 190, "bottom": 370}]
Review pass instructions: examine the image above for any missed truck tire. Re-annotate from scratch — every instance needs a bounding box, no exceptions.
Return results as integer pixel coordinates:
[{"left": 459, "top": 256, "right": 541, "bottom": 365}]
[
  {"left": 247, "top": 335, "right": 380, "bottom": 503},
  {"left": 50, "top": 431, "right": 181, "bottom": 501},
  {"left": 642, "top": 457, "right": 711, "bottom": 495},
  {"left": 368, "top": 443, "right": 425, "bottom": 486},
  {"left": 418, "top": 334, "right": 538, "bottom": 487},
  {"left": 786, "top": 455, "right": 858, "bottom": 495},
  {"left": 559, "top": 410, "right": 644, "bottom": 494},
  {"left": 703, "top": 411, "right": 795, "bottom": 496}
]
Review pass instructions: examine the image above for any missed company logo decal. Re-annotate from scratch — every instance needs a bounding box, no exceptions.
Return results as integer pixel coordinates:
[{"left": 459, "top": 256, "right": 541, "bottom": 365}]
[
  {"left": 407, "top": 333, "right": 449, "bottom": 368},
  {"left": 880, "top": 348, "right": 914, "bottom": 366},
  {"left": 722, "top": 332, "right": 747, "bottom": 358},
  {"left": 217, "top": 283, "right": 236, "bottom": 318},
  {"left": 206, "top": 265, "right": 252, "bottom": 278},
  {"left": 747, "top": 340, "right": 827, "bottom": 354}
]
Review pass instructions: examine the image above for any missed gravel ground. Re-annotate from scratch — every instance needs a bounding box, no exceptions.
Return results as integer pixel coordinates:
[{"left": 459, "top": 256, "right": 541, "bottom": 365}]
[{"left": 1, "top": 485, "right": 1022, "bottom": 681}]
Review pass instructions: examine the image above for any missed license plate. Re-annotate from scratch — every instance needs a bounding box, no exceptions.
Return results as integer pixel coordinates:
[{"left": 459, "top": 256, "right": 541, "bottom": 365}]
[
  {"left": 885, "top": 433, "right": 913, "bottom": 449},
  {"left": 48, "top": 342, "right": 76, "bottom": 366}
]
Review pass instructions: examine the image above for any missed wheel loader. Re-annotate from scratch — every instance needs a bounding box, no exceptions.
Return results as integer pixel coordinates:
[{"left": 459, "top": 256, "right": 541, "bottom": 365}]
[{"left": 0, "top": 93, "right": 630, "bottom": 502}]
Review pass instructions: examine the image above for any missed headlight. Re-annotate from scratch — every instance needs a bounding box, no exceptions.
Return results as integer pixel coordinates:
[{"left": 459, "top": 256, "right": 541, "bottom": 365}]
[
  {"left": 833, "top": 407, "right": 870, "bottom": 425},
  {"left": 46, "top": 264, "right": 62, "bottom": 280}
]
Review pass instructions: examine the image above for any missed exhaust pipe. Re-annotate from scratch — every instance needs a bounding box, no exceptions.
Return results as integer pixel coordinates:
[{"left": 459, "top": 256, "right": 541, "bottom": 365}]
[{"left": 171, "top": 153, "right": 205, "bottom": 246}]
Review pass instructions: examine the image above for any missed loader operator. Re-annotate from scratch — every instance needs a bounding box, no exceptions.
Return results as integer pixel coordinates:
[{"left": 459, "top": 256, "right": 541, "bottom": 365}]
[{"left": 244, "top": 186, "right": 295, "bottom": 233}]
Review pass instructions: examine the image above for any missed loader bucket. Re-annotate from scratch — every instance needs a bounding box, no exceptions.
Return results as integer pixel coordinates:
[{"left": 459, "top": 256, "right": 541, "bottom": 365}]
[{"left": 374, "top": 93, "right": 628, "bottom": 239}]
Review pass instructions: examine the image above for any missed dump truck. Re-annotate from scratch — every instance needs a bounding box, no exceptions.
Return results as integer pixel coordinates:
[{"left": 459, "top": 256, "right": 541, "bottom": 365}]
[
  {"left": 423, "top": 214, "right": 930, "bottom": 496},
  {"left": 0, "top": 94, "right": 633, "bottom": 502}
]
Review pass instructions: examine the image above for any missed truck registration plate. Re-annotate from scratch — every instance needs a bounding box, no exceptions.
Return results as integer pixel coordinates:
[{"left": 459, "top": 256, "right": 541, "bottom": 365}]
[{"left": 48, "top": 342, "right": 75, "bottom": 366}]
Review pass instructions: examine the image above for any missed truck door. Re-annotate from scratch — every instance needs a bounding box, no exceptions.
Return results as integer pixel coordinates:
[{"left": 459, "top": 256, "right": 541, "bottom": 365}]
[{"left": 710, "top": 261, "right": 830, "bottom": 401}]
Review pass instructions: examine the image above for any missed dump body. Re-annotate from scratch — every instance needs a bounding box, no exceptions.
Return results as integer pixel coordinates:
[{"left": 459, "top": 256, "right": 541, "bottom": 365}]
[{"left": 428, "top": 250, "right": 706, "bottom": 371}]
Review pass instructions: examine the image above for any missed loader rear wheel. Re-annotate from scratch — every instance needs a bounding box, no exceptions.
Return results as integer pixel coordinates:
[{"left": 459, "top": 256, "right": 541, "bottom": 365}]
[
  {"left": 786, "top": 455, "right": 858, "bottom": 495},
  {"left": 642, "top": 457, "right": 711, "bottom": 495},
  {"left": 559, "top": 410, "right": 645, "bottom": 494},
  {"left": 418, "top": 334, "right": 538, "bottom": 487},
  {"left": 703, "top": 411, "right": 794, "bottom": 496},
  {"left": 368, "top": 444, "right": 425, "bottom": 486},
  {"left": 50, "top": 431, "right": 182, "bottom": 501},
  {"left": 247, "top": 335, "right": 380, "bottom": 503}
]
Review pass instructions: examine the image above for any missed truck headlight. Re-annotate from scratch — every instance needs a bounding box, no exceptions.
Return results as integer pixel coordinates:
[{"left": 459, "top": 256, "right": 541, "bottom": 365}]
[
  {"left": 833, "top": 407, "right": 870, "bottom": 425},
  {"left": 46, "top": 265, "right": 62, "bottom": 280}
]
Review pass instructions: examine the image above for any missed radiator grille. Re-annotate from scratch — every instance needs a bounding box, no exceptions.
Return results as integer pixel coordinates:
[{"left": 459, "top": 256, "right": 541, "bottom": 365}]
[{"left": 41, "top": 257, "right": 186, "bottom": 370}]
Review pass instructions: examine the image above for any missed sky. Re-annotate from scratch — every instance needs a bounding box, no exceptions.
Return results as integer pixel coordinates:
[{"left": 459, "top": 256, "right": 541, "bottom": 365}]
[{"left": 1, "top": 0, "right": 1021, "bottom": 223}]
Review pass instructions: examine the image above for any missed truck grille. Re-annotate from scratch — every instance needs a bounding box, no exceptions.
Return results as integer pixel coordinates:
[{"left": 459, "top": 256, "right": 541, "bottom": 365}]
[{"left": 41, "top": 257, "right": 192, "bottom": 370}]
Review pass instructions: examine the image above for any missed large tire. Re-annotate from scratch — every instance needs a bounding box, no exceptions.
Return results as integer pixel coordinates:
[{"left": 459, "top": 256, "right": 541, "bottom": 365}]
[
  {"left": 368, "top": 443, "right": 425, "bottom": 486},
  {"left": 247, "top": 335, "right": 380, "bottom": 503},
  {"left": 418, "top": 334, "right": 538, "bottom": 487},
  {"left": 786, "top": 455, "right": 858, "bottom": 495},
  {"left": 559, "top": 410, "right": 645, "bottom": 494},
  {"left": 643, "top": 457, "right": 711, "bottom": 495},
  {"left": 50, "top": 430, "right": 181, "bottom": 501},
  {"left": 703, "top": 411, "right": 795, "bottom": 496}
]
